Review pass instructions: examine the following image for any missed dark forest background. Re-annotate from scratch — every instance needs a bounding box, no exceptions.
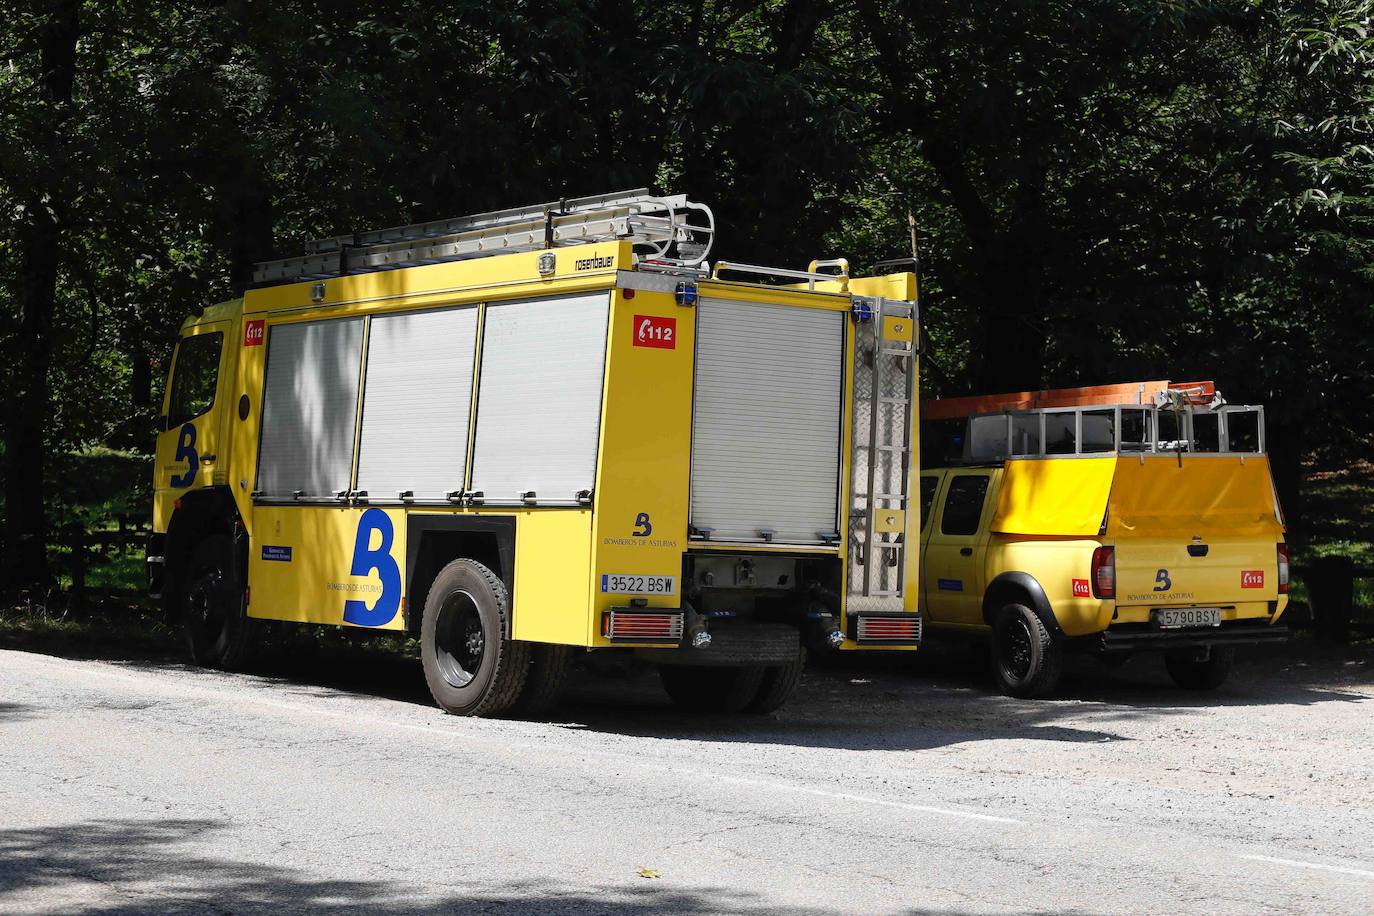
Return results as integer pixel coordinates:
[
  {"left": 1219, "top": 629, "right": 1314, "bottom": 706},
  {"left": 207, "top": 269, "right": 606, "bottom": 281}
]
[{"left": 3, "top": 0, "right": 1373, "bottom": 592}]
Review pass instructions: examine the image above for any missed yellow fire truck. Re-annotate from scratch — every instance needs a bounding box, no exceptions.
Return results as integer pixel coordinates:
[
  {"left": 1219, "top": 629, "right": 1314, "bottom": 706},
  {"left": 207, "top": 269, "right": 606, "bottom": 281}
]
[{"left": 147, "top": 190, "right": 922, "bottom": 716}]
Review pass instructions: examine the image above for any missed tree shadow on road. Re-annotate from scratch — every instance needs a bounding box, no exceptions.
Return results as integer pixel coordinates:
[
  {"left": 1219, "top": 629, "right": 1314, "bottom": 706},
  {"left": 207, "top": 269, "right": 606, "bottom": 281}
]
[{"left": 0, "top": 817, "right": 1024, "bottom": 916}]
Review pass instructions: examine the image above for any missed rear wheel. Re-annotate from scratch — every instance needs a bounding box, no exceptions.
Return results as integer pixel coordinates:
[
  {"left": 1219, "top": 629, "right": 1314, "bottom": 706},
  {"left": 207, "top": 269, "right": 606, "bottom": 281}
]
[
  {"left": 420, "top": 559, "right": 529, "bottom": 716},
  {"left": 660, "top": 665, "right": 767, "bottom": 713},
  {"left": 1164, "top": 646, "right": 1234, "bottom": 690},
  {"left": 511, "top": 643, "right": 574, "bottom": 717},
  {"left": 745, "top": 650, "right": 805, "bottom": 714},
  {"left": 990, "top": 602, "right": 1063, "bottom": 698},
  {"left": 181, "top": 535, "right": 254, "bottom": 670}
]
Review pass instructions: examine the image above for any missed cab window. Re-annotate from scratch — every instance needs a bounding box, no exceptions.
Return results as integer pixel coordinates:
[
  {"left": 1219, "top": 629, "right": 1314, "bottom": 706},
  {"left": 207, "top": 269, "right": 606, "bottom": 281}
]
[
  {"left": 940, "top": 474, "right": 990, "bottom": 536},
  {"left": 166, "top": 332, "right": 223, "bottom": 429},
  {"left": 919, "top": 475, "right": 940, "bottom": 531}
]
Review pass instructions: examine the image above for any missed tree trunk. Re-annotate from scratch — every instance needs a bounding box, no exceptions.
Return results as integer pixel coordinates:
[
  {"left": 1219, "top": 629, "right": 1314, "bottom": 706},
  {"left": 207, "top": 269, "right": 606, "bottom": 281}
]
[
  {"left": 1, "top": 0, "right": 81, "bottom": 593},
  {"left": 222, "top": 163, "right": 275, "bottom": 288},
  {"left": 968, "top": 240, "right": 1048, "bottom": 394}
]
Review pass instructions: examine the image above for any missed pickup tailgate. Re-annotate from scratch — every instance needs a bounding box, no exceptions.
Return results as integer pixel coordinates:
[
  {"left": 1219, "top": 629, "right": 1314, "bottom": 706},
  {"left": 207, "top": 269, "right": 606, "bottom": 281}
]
[
  {"left": 1115, "top": 534, "right": 1278, "bottom": 606},
  {"left": 1108, "top": 455, "right": 1282, "bottom": 607}
]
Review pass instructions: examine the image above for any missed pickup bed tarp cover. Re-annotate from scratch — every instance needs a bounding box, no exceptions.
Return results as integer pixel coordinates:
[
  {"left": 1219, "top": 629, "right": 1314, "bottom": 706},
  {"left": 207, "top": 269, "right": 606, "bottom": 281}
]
[
  {"left": 1107, "top": 455, "right": 1282, "bottom": 537},
  {"left": 991, "top": 457, "right": 1116, "bottom": 536},
  {"left": 991, "top": 455, "right": 1281, "bottom": 538}
]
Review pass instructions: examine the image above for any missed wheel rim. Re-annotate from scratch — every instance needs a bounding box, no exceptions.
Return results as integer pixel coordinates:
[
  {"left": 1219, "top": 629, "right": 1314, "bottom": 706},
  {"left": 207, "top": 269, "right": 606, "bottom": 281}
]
[
  {"left": 999, "top": 617, "right": 1034, "bottom": 682},
  {"left": 186, "top": 567, "right": 227, "bottom": 650},
  {"left": 434, "top": 589, "right": 485, "bottom": 689}
]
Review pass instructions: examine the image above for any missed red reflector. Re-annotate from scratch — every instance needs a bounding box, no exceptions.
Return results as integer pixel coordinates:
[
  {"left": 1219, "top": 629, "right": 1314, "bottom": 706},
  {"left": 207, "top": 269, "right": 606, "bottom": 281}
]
[
  {"left": 856, "top": 616, "right": 922, "bottom": 642},
  {"left": 1277, "top": 543, "right": 1290, "bottom": 595},
  {"left": 605, "top": 611, "right": 683, "bottom": 641},
  {"left": 1092, "top": 546, "right": 1115, "bottom": 599}
]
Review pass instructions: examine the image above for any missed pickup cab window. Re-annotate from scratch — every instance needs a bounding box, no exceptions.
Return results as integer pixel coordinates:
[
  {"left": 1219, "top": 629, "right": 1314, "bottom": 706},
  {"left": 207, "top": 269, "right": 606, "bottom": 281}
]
[{"left": 940, "top": 474, "right": 990, "bottom": 536}]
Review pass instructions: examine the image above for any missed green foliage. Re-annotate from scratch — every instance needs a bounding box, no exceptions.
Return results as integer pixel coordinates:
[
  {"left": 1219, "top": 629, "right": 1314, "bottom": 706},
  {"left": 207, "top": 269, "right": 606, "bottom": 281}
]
[{"left": 3, "top": 0, "right": 1374, "bottom": 583}]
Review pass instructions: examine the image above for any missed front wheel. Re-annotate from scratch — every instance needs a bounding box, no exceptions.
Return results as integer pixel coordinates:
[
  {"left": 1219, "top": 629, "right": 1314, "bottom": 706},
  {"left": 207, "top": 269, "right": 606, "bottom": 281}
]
[
  {"left": 420, "top": 559, "right": 529, "bottom": 716},
  {"left": 990, "top": 603, "right": 1063, "bottom": 699},
  {"left": 1164, "top": 646, "right": 1234, "bottom": 690},
  {"left": 181, "top": 535, "right": 254, "bottom": 670}
]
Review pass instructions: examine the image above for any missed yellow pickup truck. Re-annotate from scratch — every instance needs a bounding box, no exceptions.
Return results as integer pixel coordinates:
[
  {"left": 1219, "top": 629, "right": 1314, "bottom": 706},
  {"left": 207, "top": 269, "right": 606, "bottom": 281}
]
[{"left": 919, "top": 383, "right": 1290, "bottom": 697}]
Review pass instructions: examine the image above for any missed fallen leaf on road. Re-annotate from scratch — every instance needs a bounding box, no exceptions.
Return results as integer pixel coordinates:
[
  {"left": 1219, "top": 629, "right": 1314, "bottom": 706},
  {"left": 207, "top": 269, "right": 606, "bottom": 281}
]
[{"left": 637, "top": 867, "right": 661, "bottom": 879}]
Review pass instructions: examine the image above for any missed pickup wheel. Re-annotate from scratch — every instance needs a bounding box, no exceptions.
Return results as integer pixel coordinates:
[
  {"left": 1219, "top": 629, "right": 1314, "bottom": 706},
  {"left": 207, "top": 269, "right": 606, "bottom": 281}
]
[
  {"left": 420, "top": 559, "right": 529, "bottom": 717},
  {"left": 1164, "top": 646, "right": 1234, "bottom": 690},
  {"left": 990, "top": 603, "right": 1063, "bottom": 699}
]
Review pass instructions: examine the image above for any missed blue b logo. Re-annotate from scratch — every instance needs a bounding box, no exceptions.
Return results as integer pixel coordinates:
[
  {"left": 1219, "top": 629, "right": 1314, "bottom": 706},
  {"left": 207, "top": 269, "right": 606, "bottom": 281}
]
[
  {"left": 633, "top": 512, "right": 652, "bottom": 537},
  {"left": 170, "top": 423, "right": 198, "bottom": 488},
  {"left": 343, "top": 508, "right": 401, "bottom": 627},
  {"left": 1153, "top": 569, "right": 1172, "bottom": 592}
]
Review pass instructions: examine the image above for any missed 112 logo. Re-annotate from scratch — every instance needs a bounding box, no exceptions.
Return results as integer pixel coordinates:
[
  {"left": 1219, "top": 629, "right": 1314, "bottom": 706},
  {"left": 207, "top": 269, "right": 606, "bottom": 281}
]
[{"left": 634, "top": 315, "right": 675, "bottom": 349}]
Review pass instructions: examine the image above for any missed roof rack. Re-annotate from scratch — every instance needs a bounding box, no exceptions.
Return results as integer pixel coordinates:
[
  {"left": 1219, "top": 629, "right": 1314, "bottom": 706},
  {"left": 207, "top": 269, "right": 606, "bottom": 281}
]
[
  {"left": 252, "top": 189, "right": 716, "bottom": 286},
  {"left": 923, "top": 380, "right": 1219, "bottom": 421},
  {"left": 923, "top": 381, "right": 1265, "bottom": 461}
]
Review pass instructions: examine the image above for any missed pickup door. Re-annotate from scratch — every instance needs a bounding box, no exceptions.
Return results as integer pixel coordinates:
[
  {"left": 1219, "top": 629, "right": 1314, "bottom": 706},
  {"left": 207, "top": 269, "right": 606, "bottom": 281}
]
[{"left": 923, "top": 468, "right": 998, "bottom": 626}]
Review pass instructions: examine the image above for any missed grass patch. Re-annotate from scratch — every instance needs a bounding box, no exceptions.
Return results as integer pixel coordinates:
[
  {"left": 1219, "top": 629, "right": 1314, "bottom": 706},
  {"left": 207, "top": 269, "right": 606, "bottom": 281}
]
[
  {"left": 0, "top": 597, "right": 178, "bottom": 661},
  {"left": 0, "top": 593, "right": 420, "bottom": 668},
  {"left": 1299, "top": 457, "right": 1374, "bottom": 567}
]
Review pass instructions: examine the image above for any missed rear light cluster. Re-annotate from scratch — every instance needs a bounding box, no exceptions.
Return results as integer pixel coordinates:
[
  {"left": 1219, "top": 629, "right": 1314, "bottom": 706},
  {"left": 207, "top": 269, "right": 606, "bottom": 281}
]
[
  {"left": 854, "top": 615, "right": 922, "bottom": 643},
  {"left": 602, "top": 609, "right": 683, "bottom": 643},
  {"left": 1277, "top": 543, "right": 1290, "bottom": 595},
  {"left": 1091, "top": 546, "right": 1116, "bottom": 599}
]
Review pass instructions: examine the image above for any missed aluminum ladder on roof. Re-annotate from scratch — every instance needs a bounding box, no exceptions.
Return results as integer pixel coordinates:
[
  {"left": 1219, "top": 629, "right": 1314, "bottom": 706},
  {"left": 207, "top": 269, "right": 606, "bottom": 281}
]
[
  {"left": 252, "top": 189, "right": 716, "bottom": 285},
  {"left": 849, "top": 297, "right": 918, "bottom": 609}
]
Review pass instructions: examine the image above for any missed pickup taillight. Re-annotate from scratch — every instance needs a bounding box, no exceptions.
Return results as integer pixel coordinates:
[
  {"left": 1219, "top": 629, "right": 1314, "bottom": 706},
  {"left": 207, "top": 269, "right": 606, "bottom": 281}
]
[
  {"left": 1092, "top": 546, "right": 1116, "bottom": 599},
  {"left": 1277, "top": 543, "right": 1290, "bottom": 594}
]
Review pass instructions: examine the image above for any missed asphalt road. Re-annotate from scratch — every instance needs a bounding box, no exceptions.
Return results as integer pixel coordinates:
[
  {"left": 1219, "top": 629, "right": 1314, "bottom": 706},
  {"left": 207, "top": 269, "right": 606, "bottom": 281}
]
[{"left": 2, "top": 640, "right": 1372, "bottom": 915}]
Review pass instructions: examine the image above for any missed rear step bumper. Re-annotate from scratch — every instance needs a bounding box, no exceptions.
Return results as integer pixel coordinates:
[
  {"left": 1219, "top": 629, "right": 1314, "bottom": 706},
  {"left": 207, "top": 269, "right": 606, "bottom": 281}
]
[
  {"left": 636, "top": 622, "right": 801, "bottom": 667},
  {"left": 1097, "top": 622, "right": 1289, "bottom": 652}
]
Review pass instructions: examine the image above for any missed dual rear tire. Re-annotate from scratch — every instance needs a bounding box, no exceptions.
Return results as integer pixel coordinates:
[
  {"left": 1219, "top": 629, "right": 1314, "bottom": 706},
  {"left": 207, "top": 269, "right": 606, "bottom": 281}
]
[
  {"left": 658, "top": 649, "right": 806, "bottom": 714},
  {"left": 419, "top": 558, "right": 573, "bottom": 718}
]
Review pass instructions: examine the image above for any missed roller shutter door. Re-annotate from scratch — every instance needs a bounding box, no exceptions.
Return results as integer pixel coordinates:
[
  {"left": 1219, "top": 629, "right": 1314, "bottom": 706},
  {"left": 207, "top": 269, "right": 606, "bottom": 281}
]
[
  {"left": 690, "top": 298, "right": 844, "bottom": 544},
  {"left": 256, "top": 318, "right": 364, "bottom": 498},
  {"left": 355, "top": 306, "right": 478, "bottom": 500},
  {"left": 470, "top": 293, "right": 610, "bottom": 503}
]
